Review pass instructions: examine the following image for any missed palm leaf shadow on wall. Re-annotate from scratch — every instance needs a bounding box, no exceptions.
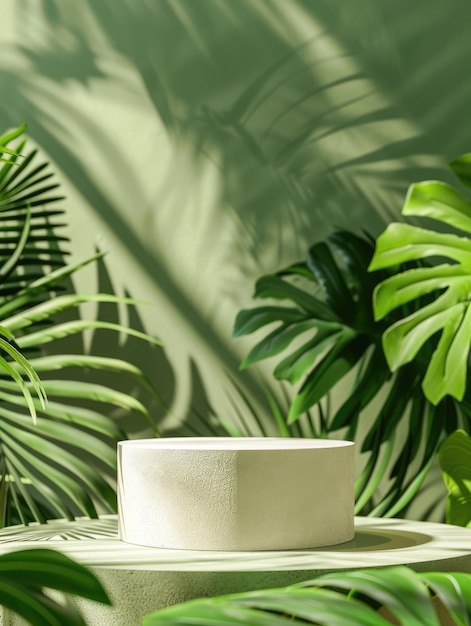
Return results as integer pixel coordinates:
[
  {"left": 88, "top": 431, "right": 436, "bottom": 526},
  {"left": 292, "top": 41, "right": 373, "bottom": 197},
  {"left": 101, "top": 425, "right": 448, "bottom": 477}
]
[
  {"left": 3, "top": 0, "right": 471, "bottom": 516},
  {"left": 4, "top": 0, "right": 452, "bottom": 323}
]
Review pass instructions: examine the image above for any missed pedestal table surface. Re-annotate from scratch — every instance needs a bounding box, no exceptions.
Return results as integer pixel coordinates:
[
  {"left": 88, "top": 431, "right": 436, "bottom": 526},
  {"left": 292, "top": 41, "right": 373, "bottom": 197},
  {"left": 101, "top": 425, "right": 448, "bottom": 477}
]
[{"left": 0, "top": 515, "right": 470, "bottom": 626}]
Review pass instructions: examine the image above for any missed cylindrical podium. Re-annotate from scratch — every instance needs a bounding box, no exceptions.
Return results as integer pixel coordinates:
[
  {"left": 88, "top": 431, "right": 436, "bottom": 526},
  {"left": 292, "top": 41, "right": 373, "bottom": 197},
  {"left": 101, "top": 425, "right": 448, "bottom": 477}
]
[{"left": 117, "top": 437, "right": 355, "bottom": 550}]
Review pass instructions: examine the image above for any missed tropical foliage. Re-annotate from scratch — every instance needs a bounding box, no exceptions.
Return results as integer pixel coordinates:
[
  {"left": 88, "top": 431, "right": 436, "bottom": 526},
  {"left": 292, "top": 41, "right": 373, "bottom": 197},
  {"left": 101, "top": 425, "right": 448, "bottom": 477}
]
[
  {"left": 234, "top": 151, "right": 471, "bottom": 516},
  {"left": 234, "top": 231, "right": 384, "bottom": 426},
  {"left": 143, "top": 565, "right": 471, "bottom": 626},
  {"left": 0, "top": 547, "right": 110, "bottom": 626},
  {"left": 0, "top": 125, "right": 47, "bottom": 423},
  {"left": 4, "top": 6, "right": 471, "bottom": 625},
  {"left": 370, "top": 153, "right": 471, "bottom": 405},
  {"left": 0, "top": 125, "right": 162, "bottom": 527},
  {"left": 440, "top": 429, "right": 471, "bottom": 528},
  {"left": 233, "top": 230, "right": 461, "bottom": 516}
]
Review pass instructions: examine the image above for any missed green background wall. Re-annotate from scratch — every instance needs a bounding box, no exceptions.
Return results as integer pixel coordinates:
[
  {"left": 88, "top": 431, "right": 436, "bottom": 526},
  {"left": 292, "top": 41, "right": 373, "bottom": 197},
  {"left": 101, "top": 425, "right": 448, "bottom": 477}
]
[{"left": 1, "top": 0, "right": 470, "bottom": 516}]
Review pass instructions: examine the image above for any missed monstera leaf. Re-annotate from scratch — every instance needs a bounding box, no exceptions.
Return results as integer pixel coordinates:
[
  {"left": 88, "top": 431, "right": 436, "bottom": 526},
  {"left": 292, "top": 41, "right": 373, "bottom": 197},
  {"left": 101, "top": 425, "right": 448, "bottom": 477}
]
[{"left": 370, "top": 153, "right": 471, "bottom": 405}]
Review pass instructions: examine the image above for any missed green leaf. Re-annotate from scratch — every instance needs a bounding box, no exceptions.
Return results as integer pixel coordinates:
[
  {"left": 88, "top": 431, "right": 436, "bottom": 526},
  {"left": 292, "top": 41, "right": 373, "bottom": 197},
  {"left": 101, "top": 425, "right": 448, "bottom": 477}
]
[
  {"left": 0, "top": 206, "right": 31, "bottom": 280},
  {"left": 362, "top": 368, "right": 416, "bottom": 451},
  {"left": 0, "top": 351, "right": 42, "bottom": 425},
  {"left": 381, "top": 291, "right": 456, "bottom": 367},
  {"left": 13, "top": 354, "right": 168, "bottom": 408},
  {"left": 143, "top": 587, "right": 391, "bottom": 626},
  {"left": 450, "top": 153, "right": 471, "bottom": 191},
  {"left": 403, "top": 181, "right": 471, "bottom": 234},
  {"left": 0, "top": 141, "right": 30, "bottom": 187},
  {"left": 0, "top": 426, "right": 102, "bottom": 517},
  {"left": 2, "top": 166, "right": 53, "bottom": 198},
  {"left": 216, "top": 416, "right": 246, "bottom": 437},
  {"left": 144, "top": 566, "right": 471, "bottom": 626},
  {"left": 0, "top": 251, "right": 106, "bottom": 319},
  {"left": 0, "top": 150, "right": 25, "bottom": 177},
  {"left": 19, "top": 379, "right": 149, "bottom": 417},
  {"left": 380, "top": 295, "right": 469, "bottom": 403},
  {"left": 422, "top": 303, "right": 471, "bottom": 404},
  {"left": 370, "top": 172, "right": 471, "bottom": 404},
  {"left": 369, "top": 223, "right": 471, "bottom": 271},
  {"left": 328, "top": 230, "right": 376, "bottom": 300},
  {"left": 0, "top": 336, "right": 47, "bottom": 404},
  {"left": 16, "top": 319, "right": 162, "bottom": 349},
  {"left": 331, "top": 346, "right": 390, "bottom": 430},
  {"left": 0, "top": 548, "right": 110, "bottom": 603},
  {"left": 1, "top": 292, "right": 145, "bottom": 331},
  {"left": 328, "top": 230, "right": 375, "bottom": 271},
  {"left": 144, "top": 602, "right": 298, "bottom": 626},
  {"left": 233, "top": 306, "right": 307, "bottom": 337},
  {"left": 237, "top": 588, "right": 389, "bottom": 625},
  {"left": 307, "top": 241, "right": 355, "bottom": 315},
  {"left": 375, "top": 455, "right": 435, "bottom": 518},
  {"left": 264, "top": 391, "right": 291, "bottom": 437},
  {"left": 288, "top": 333, "right": 366, "bottom": 423},
  {"left": 273, "top": 328, "right": 343, "bottom": 384},
  {"left": 372, "top": 264, "right": 468, "bottom": 322},
  {"left": 355, "top": 436, "right": 395, "bottom": 513},
  {"left": 0, "top": 385, "right": 122, "bottom": 437},
  {"left": 316, "top": 567, "right": 439, "bottom": 626},
  {"left": 17, "top": 353, "right": 145, "bottom": 379},
  {"left": 0, "top": 407, "right": 116, "bottom": 469},
  {"left": 390, "top": 393, "right": 426, "bottom": 479},
  {"left": 368, "top": 400, "right": 441, "bottom": 518},
  {"left": 240, "top": 320, "right": 322, "bottom": 368},
  {"left": 0, "top": 584, "right": 83, "bottom": 626},
  {"left": 0, "top": 548, "right": 110, "bottom": 626},
  {"left": 439, "top": 429, "right": 471, "bottom": 527},
  {"left": 0, "top": 376, "right": 155, "bottom": 435},
  {"left": 253, "top": 275, "right": 339, "bottom": 320},
  {"left": 5, "top": 460, "right": 48, "bottom": 524},
  {"left": 422, "top": 572, "right": 471, "bottom": 626},
  {"left": 0, "top": 124, "right": 27, "bottom": 147},
  {"left": 277, "top": 261, "right": 315, "bottom": 280},
  {"left": 0, "top": 324, "right": 15, "bottom": 342}
]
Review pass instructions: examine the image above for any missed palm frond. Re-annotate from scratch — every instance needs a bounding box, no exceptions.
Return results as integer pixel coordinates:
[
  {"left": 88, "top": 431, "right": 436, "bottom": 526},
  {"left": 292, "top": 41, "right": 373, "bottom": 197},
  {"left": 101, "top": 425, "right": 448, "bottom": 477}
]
[
  {"left": 143, "top": 565, "right": 471, "bottom": 626},
  {"left": 0, "top": 125, "right": 163, "bottom": 526}
]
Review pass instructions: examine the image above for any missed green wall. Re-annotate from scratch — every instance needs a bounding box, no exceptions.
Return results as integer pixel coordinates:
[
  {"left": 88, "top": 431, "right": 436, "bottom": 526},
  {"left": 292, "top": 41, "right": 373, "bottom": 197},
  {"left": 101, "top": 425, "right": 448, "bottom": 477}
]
[{"left": 1, "top": 0, "right": 470, "bottom": 514}]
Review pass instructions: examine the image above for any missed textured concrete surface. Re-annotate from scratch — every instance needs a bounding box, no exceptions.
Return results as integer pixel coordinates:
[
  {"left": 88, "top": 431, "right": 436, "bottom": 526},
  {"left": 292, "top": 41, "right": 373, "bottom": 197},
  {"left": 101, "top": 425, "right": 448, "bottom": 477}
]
[{"left": 118, "top": 437, "right": 355, "bottom": 550}]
